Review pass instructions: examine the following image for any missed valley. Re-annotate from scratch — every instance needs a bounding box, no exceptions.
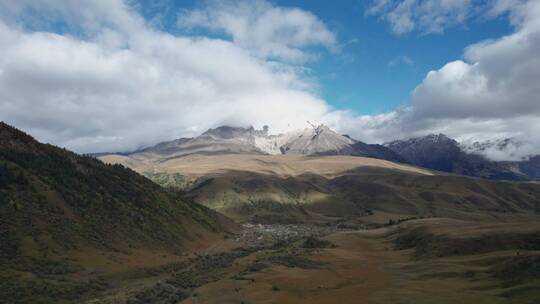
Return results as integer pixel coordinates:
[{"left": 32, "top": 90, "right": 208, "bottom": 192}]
[
  {"left": 3, "top": 0, "right": 540, "bottom": 302},
  {"left": 3, "top": 122, "right": 540, "bottom": 303},
  {"left": 93, "top": 124, "right": 540, "bottom": 303},
  {"left": 88, "top": 219, "right": 540, "bottom": 304}
]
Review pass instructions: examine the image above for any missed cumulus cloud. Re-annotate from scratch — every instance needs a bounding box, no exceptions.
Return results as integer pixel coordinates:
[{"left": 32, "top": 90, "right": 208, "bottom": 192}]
[
  {"left": 0, "top": 0, "right": 337, "bottom": 153},
  {"left": 177, "top": 0, "right": 336, "bottom": 62},
  {"left": 411, "top": 0, "right": 540, "bottom": 120},
  {"left": 356, "top": 0, "right": 540, "bottom": 160},
  {"left": 0, "top": 0, "right": 539, "bottom": 162},
  {"left": 409, "top": 0, "right": 540, "bottom": 157}
]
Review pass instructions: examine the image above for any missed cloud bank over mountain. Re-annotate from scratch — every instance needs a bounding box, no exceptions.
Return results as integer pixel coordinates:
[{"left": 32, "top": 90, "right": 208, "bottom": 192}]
[
  {"left": 0, "top": 0, "right": 538, "bottom": 161},
  {"left": 0, "top": 0, "right": 337, "bottom": 153},
  {"left": 352, "top": 0, "right": 540, "bottom": 160}
]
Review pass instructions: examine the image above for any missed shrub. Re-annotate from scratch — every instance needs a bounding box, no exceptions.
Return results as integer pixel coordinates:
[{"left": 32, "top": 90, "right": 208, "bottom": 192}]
[{"left": 302, "top": 236, "right": 336, "bottom": 249}]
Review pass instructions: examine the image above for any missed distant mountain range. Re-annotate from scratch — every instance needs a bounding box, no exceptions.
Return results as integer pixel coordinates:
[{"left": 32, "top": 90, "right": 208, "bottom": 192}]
[
  {"left": 100, "top": 125, "right": 539, "bottom": 181},
  {"left": 96, "top": 124, "right": 540, "bottom": 224},
  {"left": 386, "top": 134, "right": 540, "bottom": 181}
]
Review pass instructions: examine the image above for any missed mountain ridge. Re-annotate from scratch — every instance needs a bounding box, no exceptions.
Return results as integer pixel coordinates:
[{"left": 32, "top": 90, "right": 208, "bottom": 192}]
[
  {"left": 96, "top": 125, "right": 539, "bottom": 181},
  {"left": 110, "top": 124, "right": 404, "bottom": 162},
  {"left": 0, "top": 121, "right": 233, "bottom": 302},
  {"left": 386, "top": 133, "right": 540, "bottom": 180}
]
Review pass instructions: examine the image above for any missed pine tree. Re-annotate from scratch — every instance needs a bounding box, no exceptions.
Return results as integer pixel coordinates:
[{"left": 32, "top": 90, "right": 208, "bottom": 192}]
[
  {"left": 15, "top": 171, "right": 27, "bottom": 185},
  {"left": 0, "top": 162, "right": 10, "bottom": 185}
]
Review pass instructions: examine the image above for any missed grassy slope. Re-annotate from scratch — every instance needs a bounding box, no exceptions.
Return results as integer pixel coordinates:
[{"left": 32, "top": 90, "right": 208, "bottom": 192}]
[
  {"left": 100, "top": 153, "right": 433, "bottom": 177},
  {"left": 177, "top": 167, "right": 540, "bottom": 223},
  {"left": 102, "top": 153, "right": 540, "bottom": 224},
  {"left": 0, "top": 122, "right": 234, "bottom": 303}
]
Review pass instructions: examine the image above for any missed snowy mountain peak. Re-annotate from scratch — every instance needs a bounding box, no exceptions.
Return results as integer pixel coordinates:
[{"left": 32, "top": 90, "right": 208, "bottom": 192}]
[
  {"left": 388, "top": 133, "right": 455, "bottom": 146},
  {"left": 202, "top": 126, "right": 256, "bottom": 139},
  {"left": 278, "top": 124, "right": 355, "bottom": 155},
  {"left": 460, "top": 137, "right": 531, "bottom": 162},
  {"left": 129, "top": 124, "right": 399, "bottom": 160}
]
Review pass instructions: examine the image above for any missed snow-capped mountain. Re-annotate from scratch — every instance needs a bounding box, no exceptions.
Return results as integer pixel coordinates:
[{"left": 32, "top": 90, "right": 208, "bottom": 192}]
[
  {"left": 101, "top": 127, "right": 539, "bottom": 181},
  {"left": 126, "top": 124, "right": 403, "bottom": 161},
  {"left": 386, "top": 134, "right": 540, "bottom": 180},
  {"left": 386, "top": 134, "right": 463, "bottom": 172},
  {"left": 279, "top": 125, "right": 356, "bottom": 155},
  {"left": 460, "top": 138, "right": 530, "bottom": 162}
]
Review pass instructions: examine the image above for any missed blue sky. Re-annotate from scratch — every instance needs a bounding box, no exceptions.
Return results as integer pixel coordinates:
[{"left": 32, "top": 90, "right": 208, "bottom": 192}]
[
  {"left": 0, "top": 0, "right": 538, "bottom": 158},
  {"left": 301, "top": 1, "right": 512, "bottom": 114}
]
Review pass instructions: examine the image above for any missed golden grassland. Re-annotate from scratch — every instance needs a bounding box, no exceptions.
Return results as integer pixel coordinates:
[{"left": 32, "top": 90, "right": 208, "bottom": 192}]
[{"left": 100, "top": 153, "right": 434, "bottom": 177}]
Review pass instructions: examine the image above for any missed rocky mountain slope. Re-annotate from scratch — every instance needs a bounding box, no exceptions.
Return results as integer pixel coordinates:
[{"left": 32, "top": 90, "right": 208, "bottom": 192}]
[
  {"left": 115, "top": 124, "right": 403, "bottom": 161},
  {"left": 101, "top": 126, "right": 540, "bottom": 181},
  {"left": 0, "top": 122, "right": 232, "bottom": 303},
  {"left": 279, "top": 125, "right": 355, "bottom": 155},
  {"left": 386, "top": 134, "right": 540, "bottom": 180}
]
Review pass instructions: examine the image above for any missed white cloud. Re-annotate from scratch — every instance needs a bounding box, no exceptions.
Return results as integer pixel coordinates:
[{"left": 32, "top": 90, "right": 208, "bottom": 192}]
[
  {"left": 409, "top": 0, "right": 540, "bottom": 136},
  {"left": 0, "top": 0, "right": 145, "bottom": 36},
  {"left": 0, "top": 0, "right": 539, "bottom": 162},
  {"left": 351, "top": 0, "right": 540, "bottom": 160},
  {"left": 461, "top": 136, "right": 539, "bottom": 162},
  {"left": 0, "top": 0, "right": 336, "bottom": 153},
  {"left": 177, "top": 0, "right": 336, "bottom": 62},
  {"left": 367, "top": 0, "right": 481, "bottom": 34}
]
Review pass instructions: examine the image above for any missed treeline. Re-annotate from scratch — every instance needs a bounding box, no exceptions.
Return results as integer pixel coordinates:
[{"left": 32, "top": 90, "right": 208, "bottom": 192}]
[{"left": 0, "top": 162, "right": 14, "bottom": 185}]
